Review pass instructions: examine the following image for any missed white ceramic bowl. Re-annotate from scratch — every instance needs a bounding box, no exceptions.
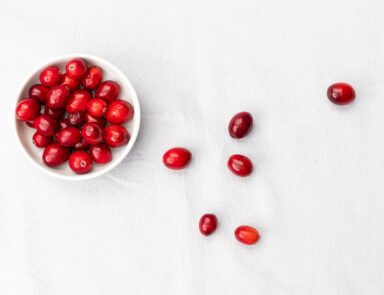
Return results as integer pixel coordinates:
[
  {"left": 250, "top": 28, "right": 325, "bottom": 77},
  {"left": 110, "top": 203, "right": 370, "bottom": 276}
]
[{"left": 15, "top": 53, "right": 141, "bottom": 180}]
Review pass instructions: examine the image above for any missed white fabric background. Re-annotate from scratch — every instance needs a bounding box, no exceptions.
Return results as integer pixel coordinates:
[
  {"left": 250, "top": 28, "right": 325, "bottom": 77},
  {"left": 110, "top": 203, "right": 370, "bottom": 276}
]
[{"left": 1, "top": 0, "right": 384, "bottom": 294}]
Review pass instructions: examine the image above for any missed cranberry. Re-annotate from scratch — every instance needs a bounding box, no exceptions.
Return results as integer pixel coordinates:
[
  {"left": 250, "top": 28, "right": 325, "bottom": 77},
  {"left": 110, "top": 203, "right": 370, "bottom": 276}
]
[
  {"left": 69, "top": 151, "right": 93, "bottom": 174},
  {"left": 47, "top": 85, "right": 70, "bottom": 109},
  {"left": 32, "top": 132, "right": 53, "bottom": 148},
  {"left": 68, "top": 111, "right": 85, "bottom": 127},
  {"left": 44, "top": 107, "right": 65, "bottom": 120},
  {"left": 26, "top": 121, "right": 35, "bottom": 128},
  {"left": 327, "top": 82, "right": 356, "bottom": 105},
  {"left": 162, "top": 147, "right": 191, "bottom": 170},
  {"left": 81, "top": 66, "right": 103, "bottom": 90},
  {"left": 15, "top": 98, "right": 40, "bottom": 121},
  {"left": 29, "top": 84, "right": 50, "bottom": 103},
  {"left": 89, "top": 144, "right": 112, "bottom": 164},
  {"left": 199, "top": 214, "right": 218, "bottom": 236},
  {"left": 73, "top": 138, "right": 89, "bottom": 151},
  {"left": 95, "top": 80, "right": 120, "bottom": 103},
  {"left": 106, "top": 100, "right": 134, "bottom": 124},
  {"left": 82, "top": 123, "right": 103, "bottom": 145},
  {"left": 59, "top": 119, "right": 71, "bottom": 129},
  {"left": 65, "top": 58, "right": 87, "bottom": 80},
  {"left": 66, "top": 90, "right": 92, "bottom": 113},
  {"left": 42, "top": 143, "right": 70, "bottom": 167},
  {"left": 84, "top": 112, "right": 106, "bottom": 128},
  {"left": 61, "top": 73, "right": 80, "bottom": 91},
  {"left": 228, "top": 112, "right": 253, "bottom": 139},
  {"left": 56, "top": 126, "right": 82, "bottom": 147},
  {"left": 39, "top": 66, "right": 62, "bottom": 87},
  {"left": 227, "top": 154, "right": 253, "bottom": 177},
  {"left": 87, "top": 98, "right": 108, "bottom": 118},
  {"left": 103, "top": 125, "right": 130, "bottom": 148},
  {"left": 234, "top": 225, "right": 260, "bottom": 245},
  {"left": 33, "top": 114, "right": 58, "bottom": 136}
]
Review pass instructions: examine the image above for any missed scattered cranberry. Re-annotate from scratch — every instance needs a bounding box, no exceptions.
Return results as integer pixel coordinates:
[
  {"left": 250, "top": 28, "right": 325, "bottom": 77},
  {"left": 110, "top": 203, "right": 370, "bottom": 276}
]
[
  {"left": 87, "top": 98, "right": 108, "bottom": 118},
  {"left": 228, "top": 112, "right": 253, "bottom": 139},
  {"left": 29, "top": 84, "right": 50, "bottom": 103},
  {"left": 95, "top": 80, "right": 120, "bottom": 103},
  {"left": 66, "top": 90, "right": 92, "bottom": 113},
  {"left": 15, "top": 98, "right": 40, "bottom": 121},
  {"left": 89, "top": 144, "right": 112, "bottom": 164},
  {"left": 327, "top": 82, "right": 356, "bottom": 105},
  {"left": 106, "top": 100, "right": 134, "bottom": 124},
  {"left": 47, "top": 85, "right": 70, "bottom": 109},
  {"left": 68, "top": 111, "right": 85, "bottom": 127},
  {"left": 39, "top": 66, "right": 61, "bottom": 87},
  {"left": 56, "top": 127, "right": 82, "bottom": 147},
  {"left": 42, "top": 143, "right": 70, "bottom": 167},
  {"left": 61, "top": 73, "right": 80, "bottom": 91},
  {"left": 84, "top": 112, "right": 106, "bottom": 128},
  {"left": 103, "top": 125, "right": 130, "bottom": 148},
  {"left": 73, "top": 138, "right": 89, "bottom": 151},
  {"left": 199, "top": 214, "right": 218, "bottom": 236},
  {"left": 227, "top": 154, "right": 253, "bottom": 177},
  {"left": 44, "top": 107, "right": 65, "bottom": 120},
  {"left": 82, "top": 123, "right": 103, "bottom": 145},
  {"left": 65, "top": 58, "right": 87, "bottom": 80},
  {"left": 32, "top": 132, "right": 53, "bottom": 148},
  {"left": 69, "top": 151, "right": 93, "bottom": 174},
  {"left": 163, "top": 147, "right": 192, "bottom": 170},
  {"left": 81, "top": 66, "right": 103, "bottom": 90},
  {"left": 234, "top": 225, "right": 260, "bottom": 245},
  {"left": 59, "top": 119, "right": 71, "bottom": 129},
  {"left": 33, "top": 114, "right": 58, "bottom": 136}
]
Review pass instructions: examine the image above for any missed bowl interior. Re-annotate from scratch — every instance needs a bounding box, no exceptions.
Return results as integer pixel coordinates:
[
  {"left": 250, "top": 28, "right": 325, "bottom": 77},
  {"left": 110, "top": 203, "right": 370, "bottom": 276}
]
[{"left": 15, "top": 54, "right": 140, "bottom": 180}]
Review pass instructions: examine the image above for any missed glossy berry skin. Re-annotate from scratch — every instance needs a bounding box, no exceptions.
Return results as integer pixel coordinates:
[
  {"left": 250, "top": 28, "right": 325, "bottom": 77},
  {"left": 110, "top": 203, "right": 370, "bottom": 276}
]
[
  {"left": 42, "top": 143, "right": 70, "bottom": 167},
  {"left": 84, "top": 112, "right": 106, "bottom": 128},
  {"left": 29, "top": 84, "right": 50, "bottom": 103},
  {"left": 95, "top": 80, "right": 120, "bottom": 103},
  {"left": 47, "top": 85, "right": 70, "bottom": 109},
  {"left": 44, "top": 107, "right": 65, "bottom": 120},
  {"left": 15, "top": 98, "right": 41, "bottom": 121},
  {"left": 65, "top": 58, "right": 87, "bottom": 80},
  {"left": 81, "top": 66, "right": 103, "bottom": 90},
  {"left": 56, "top": 127, "right": 82, "bottom": 147},
  {"left": 59, "top": 119, "right": 71, "bottom": 129},
  {"left": 32, "top": 132, "right": 53, "bottom": 148},
  {"left": 33, "top": 114, "right": 58, "bottom": 136},
  {"left": 69, "top": 151, "right": 93, "bottom": 174},
  {"left": 163, "top": 147, "right": 192, "bottom": 170},
  {"left": 87, "top": 98, "right": 108, "bottom": 118},
  {"left": 73, "top": 138, "right": 89, "bottom": 151},
  {"left": 68, "top": 111, "right": 85, "bottom": 127},
  {"left": 39, "top": 66, "right": 62, "bottom": 87},
  {"left": 82, "top": 123, "right": 103, "bottom": 145},
  {"left": 228, "top": 112, "right": 253, "bottom": 139},
  {"left": 61, "top": 74, "right": 80, "bottom": 91},
  {"left": 103, "top": 125, "right": 130, "bottom": 148},
  {"left": 327, "top": 82, "right": 356, "bottom": 105},
  {"left": 89, "top": 144, "right": 112, "bottom": 164},
  {"left": 66, "top": 90, "right": 92, "bottom": 113},
  {"left": 199, "top": 214, "right": 218, "bottom": 236},
  {"left": 234, "top": 225, "right": 260, "bottom": 245},
  {"left": 106, "top": 100, "right": 134, "bottom": 124},
  {"left": 227, "top": 154, "right": 253, "bottom": 177}
]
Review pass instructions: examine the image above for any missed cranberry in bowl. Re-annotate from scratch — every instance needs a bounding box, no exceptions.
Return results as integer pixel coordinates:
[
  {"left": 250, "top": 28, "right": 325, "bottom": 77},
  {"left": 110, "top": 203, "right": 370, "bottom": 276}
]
[{"left": 14, "top": 53, "right": 141, "bottom": 180}]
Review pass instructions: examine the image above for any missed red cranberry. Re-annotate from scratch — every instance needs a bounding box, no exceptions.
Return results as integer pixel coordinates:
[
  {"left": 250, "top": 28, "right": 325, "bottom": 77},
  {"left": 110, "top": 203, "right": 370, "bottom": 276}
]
[
  {"left": 26, "top": 121, "right": 35, "bottom": 128},
  {"left": 66, "top": 90, "right": 92, "bottom": 113},
  {"left": 29, "top": 84, "right": 50, "bottom": 103},
  {"left": 227, "top": 154, "right": 253, "bottom": 177},
  {"left": 106, "top": 100, "right": 134, "bottom": 124},
  {"left": 82, "top": 123, "right": 103, "bottom": 145},
  {"left": 47, "top": 85, "right": 70, "bottom": 109},
  {"left": 59, "top": 119, "right": 71, "bottom": 129},
  {"left": 61, "top": 73, "right": 80, "bottom": 91},
  {"left": 228, "top": 112, "right": 253, "bottom": 139},
  {"left": 162, "top": 147, "right": 191, "bottom": 170},
  {"left": 42, "top": 143, "right": 70, "bottom": 167},
  {"left": 73, "top": 138, "right": 89, "bottom": 151},
  {"left": 39, "top": 66, "right": 62, "bottom": 87},
  {"left": 199, "top": 214, "right": 218, "bottom": 236},
  {"left": 95, "top": 80, "right": 120, "bottom": 103},
  {"left": 33, "top": 114, "right": 58, "bottom": 136},
  {"left": 69, "top": 151, "right": 93, "bottom": 174},
  {"left": 234, "top": 225, "right": 260, "bottom": 245},
  {"left": 68, "top": 111, "right": 85, "bottom": 127},
  {"left": 56, "top": 126, "right": 82, "bottom": 147},
  {"left": 103, "top": 125, "right": 130, "bottom": 148},
  {"left": 327, "top": 82, "right": 356, "bottom": 105},
  {"left": 81, "top": 66, "right": 103, "bottom": 90},
  {"left": 44, "top": 107, "right": 65, "bottom": 120},
  {"left": 32, "top": 132, "right": 53, "bottom": 148},
  {"left": 87, "top": 98, "right": 108, "bottom": 118},
  {"left": 89, "top": 144, "right": 112, "bottom": 164},
  {"left": 84, "top": 112, "right": 106, "bottom": 128},
  {"left": 15, "top": 98, "right": 40, "bottom": 121},
  {"left": 65, "top": 58, "right": 87, "bottom": 80}
]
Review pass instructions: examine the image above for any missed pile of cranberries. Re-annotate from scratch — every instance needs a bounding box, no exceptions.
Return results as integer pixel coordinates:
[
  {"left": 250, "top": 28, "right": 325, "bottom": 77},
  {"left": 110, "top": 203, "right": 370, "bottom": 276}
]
[{"left": 15, "top": 58, "right": 134, "bottom": 174}]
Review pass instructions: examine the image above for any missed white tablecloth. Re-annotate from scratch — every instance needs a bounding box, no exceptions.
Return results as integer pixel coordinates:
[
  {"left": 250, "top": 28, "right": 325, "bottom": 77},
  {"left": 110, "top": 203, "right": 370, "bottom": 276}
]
[{"left": 1, "top": 0, "right": 384, "bottom": 294}]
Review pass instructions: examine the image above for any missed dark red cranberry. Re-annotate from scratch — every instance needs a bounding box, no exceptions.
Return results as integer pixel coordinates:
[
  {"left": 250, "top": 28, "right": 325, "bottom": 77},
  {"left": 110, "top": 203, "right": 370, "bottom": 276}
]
[
  {"left": 29, "top": 84, "right": 50, "bottom": 103},
  {"left": 81, "top": 123, "right": 103, "bottom": 145},
  {"left": 84, "top": 112, "right": 106, "bottom": 128},
  {"left": 44, "top": 107, "right": 65, "bottom": 120},
  {"left": 73, "top": 138, "right": 89, "bottom": 150},
  {"left": 95, "top": 80, "right": 120, "bottom": 103},
  {"left": 106, "top": 100, "right": 134, "bottom": 124},
  {"left": 162, "top": 147, "right": 191, "bottom": 170},
  {"left": 234, "top": 225, "right": 260, "bottom": 245},
  {"left": 69, "top": 151, "right": 93, "bottom": 174},
  {"left": 81, "top": 66, "right": 103, "bottom": 90},
  {"left": 87, "top": 98, "right": 108, "bottom": 118},
  {"left": 68, "top": 111, "right": 85, "bottom": 126},
  {"left": 66, "top": 90, "right": 92, "bottom": 113},
  {"left": 103, "top": 125, "right": 130, "bottom": 148},
  {"left": 227, "top": 154, "right": 253, "bottom": 177},
  {"left": 33, "top": 114, "right": 58, "bottom": 136},
  {"left": 89, "top": 144, "right": 112, "bottom": 164},
  {"left": 61, "top": 73, "right": 80, "bottom": 91},
  {"left": 15, "top": 98, "right": 41, "bottom": 121},
  {"left": 39, "top": 66, "right": 62, "bottom": 87},
  {"left": 65, "top": 58, "right": 87, "bottom": 80},
  {"left": 47, "top": 85, "right": 70, "bottom": 109},
  {"left": 59, "top": 119, "right": 71, "bottom": 129},
  {"left": 228, "top": 112, "right": 253, "bottom": 139},
  {"left": 327, "top": 82, "right": 356, "bottom": 105},
  {"left": 26, "top": 120, "right": 35, "bottom": 128},
  {"left": 56, "top": 127, "right": 82, "bottom": 147},
  {"left": 199, "top": 214, "right": 218, "bottom": 236},
  {"left": 32, "top": 132, "right": 53, "bottom": 148},
  {"left": 42, "top": 143, "right": 70, "bottom": 167}
]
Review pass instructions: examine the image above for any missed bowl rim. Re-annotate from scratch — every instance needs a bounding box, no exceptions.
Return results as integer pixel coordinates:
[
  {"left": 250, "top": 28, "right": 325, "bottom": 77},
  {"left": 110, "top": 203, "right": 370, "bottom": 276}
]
[{"left": 14, "top": 53, "right": 141, "bottom": 181}]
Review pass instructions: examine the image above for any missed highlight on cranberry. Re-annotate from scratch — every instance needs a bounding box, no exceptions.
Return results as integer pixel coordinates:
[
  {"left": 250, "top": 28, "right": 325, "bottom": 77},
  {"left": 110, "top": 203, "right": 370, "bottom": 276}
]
[
  {"left": 15, "top": 57, "right": 134, "bottom": 175},
  {"left": 163, "top": 147, "right": 192, "bottom": 170},
  {"left": 327, "top": 82, "right": 356, "bottom": 105}
]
